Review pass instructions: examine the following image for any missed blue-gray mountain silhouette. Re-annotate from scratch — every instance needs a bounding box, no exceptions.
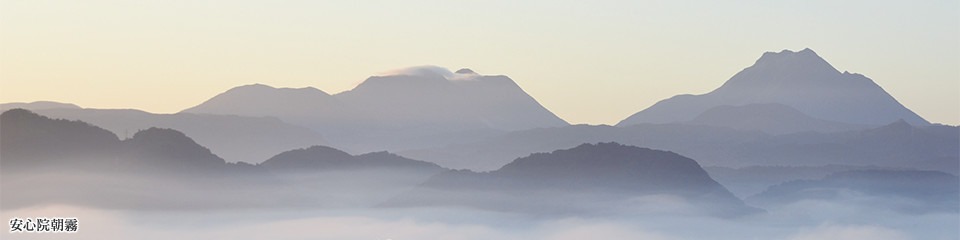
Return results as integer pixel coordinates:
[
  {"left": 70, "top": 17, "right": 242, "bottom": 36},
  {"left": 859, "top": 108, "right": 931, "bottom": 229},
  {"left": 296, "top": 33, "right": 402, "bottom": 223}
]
[
  {"left": 260, "top": 145, "right": 444, "bottom": 173},
  {"left": 403, "top": 121, "right": 958, "bottom": 173},
  {"left": 688, "top": 103, "right": 865, "bottom": 134},
  {"left": 119, "top": 127, "right": 228, "bottom": 172},
  {"left": 748, "top": 170, "right": 959, "bottom": 214},
  {"left": 0, "top": 101, "right": 80, "bottom": 111},
  {"left": 388, "top": 142, "right": 758, "bottom": 217},
  {"left": 704, "top": 165, "right": 894, "bottom": 198},
  {"left": 619, "top": 48, "right": 929, "bottom": 127},
  {"left": 0, "top": 104, "right": 327, "bottom": 164},
  {"left": 0, "top": 108, "right": 120, "bottom": 171},
  {"left": 0, "top": 109, "right": 260, "bottom": 174},
  {"left": 0, "top": 109, "right": 450, "bottom": 210},
  {"left": 256, "top": 145, "right": 449, "bottom": 208}
]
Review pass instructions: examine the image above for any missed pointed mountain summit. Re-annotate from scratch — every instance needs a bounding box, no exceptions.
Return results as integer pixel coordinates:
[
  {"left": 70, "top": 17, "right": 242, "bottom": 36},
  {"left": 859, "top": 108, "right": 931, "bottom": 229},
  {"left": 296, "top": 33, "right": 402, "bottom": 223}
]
[{"left": 618, "top": 48, "right": 929, "bottom": 127}]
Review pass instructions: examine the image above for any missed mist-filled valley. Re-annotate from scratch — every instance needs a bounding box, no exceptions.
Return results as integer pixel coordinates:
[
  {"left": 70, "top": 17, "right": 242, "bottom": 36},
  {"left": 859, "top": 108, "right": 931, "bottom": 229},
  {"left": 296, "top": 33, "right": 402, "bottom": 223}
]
[{"left": 2, "top": 49, "right": 958, "bottom": 239}]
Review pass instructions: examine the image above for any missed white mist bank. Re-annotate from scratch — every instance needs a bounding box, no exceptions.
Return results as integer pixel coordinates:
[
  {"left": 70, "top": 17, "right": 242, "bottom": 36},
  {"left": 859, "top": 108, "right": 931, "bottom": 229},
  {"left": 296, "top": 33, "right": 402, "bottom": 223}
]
[{"left": 1, "top": 203, "right": 956, "bottom": 240}]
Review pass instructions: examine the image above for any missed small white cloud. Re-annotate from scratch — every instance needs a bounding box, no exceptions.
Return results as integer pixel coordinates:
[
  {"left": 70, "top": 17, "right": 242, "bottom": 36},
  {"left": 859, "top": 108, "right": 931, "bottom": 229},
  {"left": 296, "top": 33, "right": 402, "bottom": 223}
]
[{"left": 378, "top": 66, "right": 479, "bottom": 81}]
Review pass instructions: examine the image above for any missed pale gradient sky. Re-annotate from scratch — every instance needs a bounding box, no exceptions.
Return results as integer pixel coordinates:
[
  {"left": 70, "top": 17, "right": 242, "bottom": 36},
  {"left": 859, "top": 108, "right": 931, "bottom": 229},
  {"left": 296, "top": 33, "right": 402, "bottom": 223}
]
[{"left": 1, "top": 0, "right": 957, "bottom": 125}]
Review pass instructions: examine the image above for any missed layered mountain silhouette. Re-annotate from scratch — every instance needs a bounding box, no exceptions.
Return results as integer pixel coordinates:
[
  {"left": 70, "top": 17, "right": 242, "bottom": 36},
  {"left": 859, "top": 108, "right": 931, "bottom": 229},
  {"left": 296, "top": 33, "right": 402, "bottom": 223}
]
[
  {"left": 0, "top": 109, "right": 453, "bottom": 175},
  {"left": 738, "top": 120, "right": 958, "bottom": 170},
  {"left": 0, "top": 101, "right": 80, "bottom": 111},
  {"left": 0, "top": 103, "right": 328, "bottom": 164},
  {"left": 1, "top": 109, "right": 230, "bottom": 174},
  {"left": 388, "top": 143, "right": 757, "bottom": 217},
  {"left": 3, "top": 48, "right": 953, "bottom": 221},
  {"left": 1, "top": 109, "right": 286, "bottom": 209},
  {"left": 403, "top": 121, "right": 958, "bottom": 172},
  {"left": 0, "top": 109, "right": 451, "bottom": 209},
  {"left": 256, "top": 145, "right": 448, "bottom": 208},
  {"left": 704, "top": 165, "right": 896, "bottom": 198},
  {"left": 688, "top": 103, "right": 865, "bottom": 134},
  {"left": 182, "top": 67, "right": 568, "bottom": 152},
  {"left": 747, "top": 170, "right": 959, "bottom": 214},
  {"left": 619, "top": 48, "right": 929, "bottom": 129}
]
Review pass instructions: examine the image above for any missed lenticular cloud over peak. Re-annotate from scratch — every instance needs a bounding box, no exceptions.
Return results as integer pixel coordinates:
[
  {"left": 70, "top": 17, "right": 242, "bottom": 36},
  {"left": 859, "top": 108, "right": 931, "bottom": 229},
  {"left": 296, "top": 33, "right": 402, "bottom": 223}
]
[{"left": 379, "top": 65, "right": 480, "bottom": 81}]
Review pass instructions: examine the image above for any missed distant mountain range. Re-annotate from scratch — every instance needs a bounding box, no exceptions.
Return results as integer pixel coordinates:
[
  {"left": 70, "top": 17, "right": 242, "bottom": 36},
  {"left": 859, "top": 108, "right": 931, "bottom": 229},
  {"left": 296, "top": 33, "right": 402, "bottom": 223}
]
[
  {"left": 2, "top": 49, "right": 955, "bottom": 211},
  {"left": 0, "top": 109, "right": 445, "bottom": 175},
  {"left": 182, "top": 68, "right": 568, "bottom": 152},
  {"left": 9, "top": 48, "right": 932, "bottom": 157},
  {"left": 4, "top": 49, "right": 949, "bottom": 154},
  {"left": 619, "top": 48, "right": 929, "bottom": 130}
]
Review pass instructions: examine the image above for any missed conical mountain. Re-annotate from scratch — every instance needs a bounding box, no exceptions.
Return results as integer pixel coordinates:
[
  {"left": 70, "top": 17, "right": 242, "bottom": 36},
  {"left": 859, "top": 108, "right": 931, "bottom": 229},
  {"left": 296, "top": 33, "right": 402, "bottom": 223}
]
[{"left": 618, "top": 48, "right": 929, "bottom": 127}]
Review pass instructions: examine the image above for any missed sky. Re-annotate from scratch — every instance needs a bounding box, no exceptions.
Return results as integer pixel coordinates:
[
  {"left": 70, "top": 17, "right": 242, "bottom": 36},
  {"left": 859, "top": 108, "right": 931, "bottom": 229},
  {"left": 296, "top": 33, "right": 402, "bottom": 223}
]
[{"left": 1, "top": 0, "right": 957, "bottom": 125}]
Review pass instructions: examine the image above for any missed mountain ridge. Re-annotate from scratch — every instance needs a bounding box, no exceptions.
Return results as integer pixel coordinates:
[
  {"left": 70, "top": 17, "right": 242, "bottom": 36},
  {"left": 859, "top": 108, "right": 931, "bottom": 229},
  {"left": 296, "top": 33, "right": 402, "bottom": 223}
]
[
  {"left": 181, "top": 67, "right": 568, "bottom": 152},
  {"left": 259, "top": 145, "right": 445, "bottom": 173}
]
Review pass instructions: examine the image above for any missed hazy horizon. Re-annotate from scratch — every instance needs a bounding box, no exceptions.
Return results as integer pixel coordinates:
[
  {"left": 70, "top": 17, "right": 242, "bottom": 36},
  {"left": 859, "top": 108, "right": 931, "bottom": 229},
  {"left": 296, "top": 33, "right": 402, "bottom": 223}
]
[
  {"left": 3, "top": 2, "right": 958, "bottom": 239},
  {"left": 1, "top": 1, "right": 957, "bottom": 125}
]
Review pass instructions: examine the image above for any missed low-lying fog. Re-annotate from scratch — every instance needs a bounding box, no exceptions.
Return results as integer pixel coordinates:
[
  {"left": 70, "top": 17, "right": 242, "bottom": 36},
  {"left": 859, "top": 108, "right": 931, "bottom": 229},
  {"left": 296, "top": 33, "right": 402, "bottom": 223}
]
[
  {"left": 2, "top": 161, "right": 957, "bottom": 240},
  {"left": 2, "top": 197, "right": 956, "bottom": 239}
]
